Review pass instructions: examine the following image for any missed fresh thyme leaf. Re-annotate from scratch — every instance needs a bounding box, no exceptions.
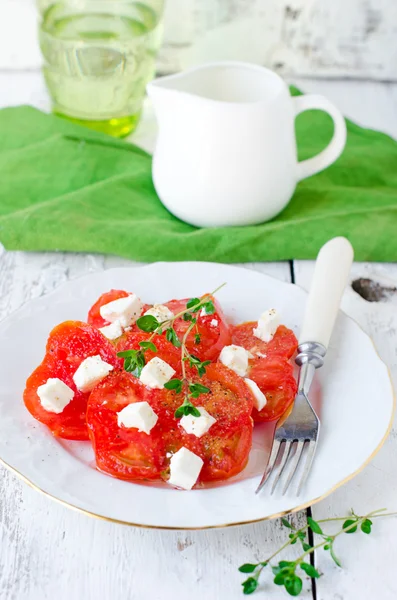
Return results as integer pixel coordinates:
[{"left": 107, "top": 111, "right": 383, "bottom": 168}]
[
  {"left": 300, "top": 563, "right": 320, "bottom": 578},
  {"left": 139, "top": 341, "right": 157, "bottom": 352},
  {"left": 195, "top": 333, "right": 201, "bottom": 344},
  {"left": 273, "top": 572, "right": 287, "bottom": 585},
  {"left": 174, "top": 397, "right": 201, "bottom": 418},
  {"left": 183, "top": 313, "right": 193, "bottom": 322},
  {"left": 239, "top": 564, "right": 258, "bottom": 574},
  {"left": 302, "top": 542, "right": 312, "bottom": 552},
  {"left": 343, "top": 519, "right": 358, "bottom": 534},
  {"left": 289, "top": 534, "right": 297, "bottom": 545},
  {"left": 284, "top": 575, "right": 302, "bottom": 596},
  {"left": 166, "top": 327, "right": 181, "bottom": 348},
  {"left": 136, "top": 314, "right": 159, "bottom": 332},
  {"left": 242, "top": 578, "right": 258, "bottom": 595},
  {"left": 117, "top": 350, "right": 137, "bottom": 359},
  {"left": 189, "top": 383, "right": 210, "bottom": 398},
  {"left": 307, "top": 517, "right": 323, "bottom": 535},
  {"left": 186, "top": 298, "right": 201, "bottom": 310},
  {"left": 196, "top": 360, "right": 210, "bottom": 376},
  {"left": 164, "top": 378, "right": 183, "bottom": 394},
  {"left": 281, "top": 518, "right": 293, "bottom": 529},
  {"left": 361, "top": 519, "right": 372, "bottom": 534},
  {"left": 188, "top": 355, "right": 200, "bottom": 364},
  {"left": 202, "top": 300, "right": 215, "bottom": 315},
  {"left": 117, "top": 349, "right": 145, "bottom": 376}
]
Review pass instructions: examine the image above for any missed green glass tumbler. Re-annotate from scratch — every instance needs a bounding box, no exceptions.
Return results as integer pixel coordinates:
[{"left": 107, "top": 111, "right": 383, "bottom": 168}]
[{"left": 37, "top": 0, "right": 164, "bottom": 137}]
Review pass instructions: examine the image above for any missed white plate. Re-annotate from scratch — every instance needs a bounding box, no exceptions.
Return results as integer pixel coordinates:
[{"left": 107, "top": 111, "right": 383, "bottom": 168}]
[{"left": 0, "top": 263, "right": 393, "bottom": 529}]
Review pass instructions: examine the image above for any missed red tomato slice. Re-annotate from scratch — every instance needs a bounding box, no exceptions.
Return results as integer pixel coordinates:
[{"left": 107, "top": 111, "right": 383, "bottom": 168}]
[
  {"left": 24, "top": 359, "right": 90, "bottom": 440},
  {"left": 248, "top": 357, "right": 297, "bottom": 422},
  {"left": 87, "top": 371, "right": 170, "bottom": 480},
  {"left": 160, "top": 363, "right": 254, "bottom": 482},
  {"left": 87, "top": 363, "right": 254, "bottom": 484},
  {"left": 115, "top": 331, "right": 182, "bottom": 376},
  {"left": 24, "top": 321, "right": 121, "bottom": 440},
  {"left": 87, "top": 290, "right": 130, "bottom": 328},
  {"left": 165, "top": 295, "right": 232, "bottom": 362},
  {"left": 231, "top": 322, "right": 298, "bottom": 360},
  {"left": 188, "top": 363, "right": 254, "bottom": 481},
  {"left": 230, "top": 321, "right": 298, "bottom": 422}
]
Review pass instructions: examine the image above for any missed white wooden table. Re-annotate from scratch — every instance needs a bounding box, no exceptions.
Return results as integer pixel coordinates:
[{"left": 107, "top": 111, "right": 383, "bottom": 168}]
[{"left": 1, "top": 66, "right": 397, "bottom": 599}]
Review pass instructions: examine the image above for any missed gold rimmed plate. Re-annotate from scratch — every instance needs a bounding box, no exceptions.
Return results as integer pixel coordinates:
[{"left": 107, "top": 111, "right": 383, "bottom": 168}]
[{"left": 0, "top": 263, "right": 393, "bottom": 529}]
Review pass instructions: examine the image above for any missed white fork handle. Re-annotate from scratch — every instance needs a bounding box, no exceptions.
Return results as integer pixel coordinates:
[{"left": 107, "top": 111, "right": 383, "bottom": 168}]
[{"left": 299, "top": 237, "right": 354, "bottom": 349}]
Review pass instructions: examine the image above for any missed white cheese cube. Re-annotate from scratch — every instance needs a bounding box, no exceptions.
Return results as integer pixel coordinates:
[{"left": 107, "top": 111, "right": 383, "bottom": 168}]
[
  {"left": 180, "top": 407, "right": 216, "bottom": 438},
  {"left": 253, "top": 309, "right": 280, "bottom": 343},
  {"left": 244, "top": 378, "right": 267, "bottom": 411},
  {"left": 117, "top": 401, "right": 158, "bottom": 434},
  {"left": 140, "top": 357, "right": 175, "bottom": 389},
  {"left": 219, "top": 344, "right": 250, "bottom": 377},
  {"left": 99, "top": 320, "right": 123, "bottom": 340},
  {"left": 144, "top": 304, "right": 174, "bottom": 328},
  {"left": 99, "top": 294, "right": 143, "bottom": 328},
  {"left": 37, "top": 378, "right": 74, "bottom": 414},
  {"left": 210, "top": 319, "right": 219, "bottom": 327},
  {"left": 73, "top": 355, "right": 114, "bottom": 392},
  {"left": 168, "top": 447, "right": 204, "bottom": 490}
]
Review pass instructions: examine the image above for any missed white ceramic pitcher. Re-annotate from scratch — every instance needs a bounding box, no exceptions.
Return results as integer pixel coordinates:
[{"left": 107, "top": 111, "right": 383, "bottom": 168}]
[{"left": 147, "top": 62, "right": 347, "bottom": 228}]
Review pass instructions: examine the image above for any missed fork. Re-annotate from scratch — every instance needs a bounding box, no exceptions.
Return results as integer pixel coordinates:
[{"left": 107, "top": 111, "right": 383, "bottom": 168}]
[{"left": 256, "top": 237, "right": 354, "bottom": 496}]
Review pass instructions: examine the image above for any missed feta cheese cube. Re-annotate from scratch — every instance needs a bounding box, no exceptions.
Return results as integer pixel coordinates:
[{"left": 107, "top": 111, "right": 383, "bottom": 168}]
[
  {"left": 117, "top": 401, "right": 158, "bottom": 434},
  {"left": 244, "top": 378, "right": 267, "bottom": 411},
  {"left": 210, "top": 319, "right": 219, "bottom": 327},
  {"left": 73, "top": 355, "right": 114, "bottom": 392},
  {"left": 99, "top": 294, "right": 143, "bottom": 328},
  {"left": 140, "top": 357, "right": 175, "bottom": 389},
  {"left": 37, "top": 378, "right": 74, "bottom": 414},
  {"left": 168, "top": 447, "right": 204, "bottom": 490},
  {"left": 180, "top": 407, "right": 216, "bottom": 438},
  {"left": 144, "top": 304, "right": 174, "bottom": 328},
  {"left": 219, "top": 344, "right": 250, "bottom": 377},
  {"left": 99, "top": 320, "right": 123, "bottom": 340},
  {"left": 253, "top": 309, "right": 280, "bottom": 343}
]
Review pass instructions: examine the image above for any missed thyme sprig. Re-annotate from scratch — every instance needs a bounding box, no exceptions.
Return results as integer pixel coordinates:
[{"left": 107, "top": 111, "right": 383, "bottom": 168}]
[
  {"left": 239, "top": 508, "right": 396, "bottom": 596},
  {"left": 117, "top": 284, "right": 226, "bottom": 416}
]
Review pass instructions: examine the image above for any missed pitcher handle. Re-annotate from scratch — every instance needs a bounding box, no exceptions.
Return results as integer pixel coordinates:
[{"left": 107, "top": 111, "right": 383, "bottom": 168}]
[{"left": 293, "top": 94, "right": 347, "bottom": 182}]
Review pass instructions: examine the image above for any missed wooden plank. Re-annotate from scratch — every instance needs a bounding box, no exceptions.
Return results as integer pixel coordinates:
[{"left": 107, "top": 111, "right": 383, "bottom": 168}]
[
  {"left": 293, "top": 260, "right": 397, "bottom": 600},
  {"left": 0, "top": 249, "right": 310, "bottom": 600}
]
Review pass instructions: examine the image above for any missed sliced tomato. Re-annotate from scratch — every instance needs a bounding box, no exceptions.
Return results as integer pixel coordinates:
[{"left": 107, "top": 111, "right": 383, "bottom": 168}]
[
  {"left": 24, "top": 359, "right": 90, "bottom": 440},
  {"left": 248, "top": 356, "right": 297, "bottom": 422},
  {"left": 159, "top": 363, "right": 254, "bottom": 482},
  {"left": 86, "top": 362, "right": 254, "bottom": 484},
  {"left": 87, "top": 371, "right": 170, "bottom": 480},
  {"left": 188, "top": 363, "right": 254, "bottom": 481},
  {"left": 165, "top": 295, "right": 232, "bottom": 362},
  {"left": 230, "top": 321, "right": 298, "bottom": 422},
  {"left": 24, "top": 321, "right": 121, "bottom": 440},
  {"left": 87, "top": 290, "right": 131, "bottom": 328},
  {"left": 231, "top": 322, "right": 298, "bottom": 360},
  {"left": 115, "top": 330, "right": 182, "bottom": 376}
]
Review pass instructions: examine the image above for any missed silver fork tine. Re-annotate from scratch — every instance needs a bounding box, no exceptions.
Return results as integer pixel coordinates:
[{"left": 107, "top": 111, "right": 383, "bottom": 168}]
[
  {"left": 297, "top": 440, "right": 317, "bottom": 496},
  {"left": 255, "top": 438, "right": 281, "bottom": 494},
  {"left": 281, "top": 440, "right": 305, "bottom": 496},
  {"left": 271, "top": 440, "right": 292, "bottom": 494}
]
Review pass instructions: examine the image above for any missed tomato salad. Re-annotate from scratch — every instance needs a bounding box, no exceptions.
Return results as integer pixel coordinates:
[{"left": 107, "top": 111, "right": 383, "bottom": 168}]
[{"left": 24, "top": 289, "right": 298, "bottom": 490}]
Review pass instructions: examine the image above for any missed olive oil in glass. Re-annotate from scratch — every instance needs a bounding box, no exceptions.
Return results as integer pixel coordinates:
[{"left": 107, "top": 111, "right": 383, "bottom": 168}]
[{"left": 38, "top": 1, "right": 164, "bottom": 137}]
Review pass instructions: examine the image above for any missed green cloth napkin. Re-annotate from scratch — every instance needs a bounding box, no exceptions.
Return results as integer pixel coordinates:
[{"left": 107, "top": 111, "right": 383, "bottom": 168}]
[{"left": 1, "top": 91, "right": 397, "bottom": 263}]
